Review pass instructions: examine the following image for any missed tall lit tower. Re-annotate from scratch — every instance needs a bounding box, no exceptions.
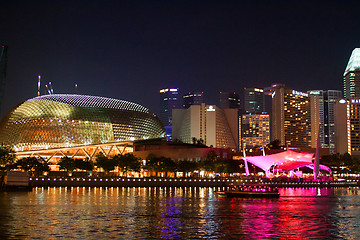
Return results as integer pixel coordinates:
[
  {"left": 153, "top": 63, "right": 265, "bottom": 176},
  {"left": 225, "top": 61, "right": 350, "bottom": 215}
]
[
  {"left": 219, "top": 92, "right": 241, "bottom": 109},
  {"left": 272, "top": 85, "right": 311, "bottom": 148},
  {"left": 344, "top": 48, "right": 360, "bottom": 99},
  {"left": 308, "top": 90, "right": 342, "bottom": 154},
  {"left": 244, "top": 87, "right": 265, "bottom": 114},
  {"left": 159, "top": 88, "right": 180, "bottom": 139},
  {"left": 183, "top": 91, "right": 204, "bottom": 109},
  {"left": 0, "top": 45, "right": 8, "bottom": 113}
]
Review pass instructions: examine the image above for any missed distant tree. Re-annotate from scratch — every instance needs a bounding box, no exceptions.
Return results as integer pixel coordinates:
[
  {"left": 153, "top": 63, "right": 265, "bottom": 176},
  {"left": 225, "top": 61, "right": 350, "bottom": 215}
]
[
  {"left": 160, "top": 157, "right": 177, "bottom": 177},
  {"left": 201, "top": 151, "right": 219, "bottom": 175},
  {"left": 143, "top": 154, "right": 177, "bottom": 177},
  {"left": 215, "top": 159, "right": 237, "bottom": 175},
  {"left": 118, "top": 153, "right": 141, "bottom": 177},
  {"left": 74, "top": 158, "right": 94, "bottom": 171},
  {"left": 192, "top": 137, "right": 206, "bottom": 146},
  {"left": 177, "top": 160, "right": 198, "bottom": 177},
  {"left": 12, "top": 157, "right": 49, "bottom": 177},
  {"left": 95, "top": 152, "right": 118, "bottom": 174},
  {"left": 144, "top": 153, "right": 159, "bottom": 176},
  {"left": 58, "top": 157, "right": 76, "bottom": 172},
  {"left": 0, "top": 145, "right": 16, "bottom": 167}
]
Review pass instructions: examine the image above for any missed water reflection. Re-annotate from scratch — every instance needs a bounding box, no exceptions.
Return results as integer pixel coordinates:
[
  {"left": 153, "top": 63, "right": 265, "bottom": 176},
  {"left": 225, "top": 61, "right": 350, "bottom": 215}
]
[{"left": 0, "top": 187, "right": 359, "bottom": 239}]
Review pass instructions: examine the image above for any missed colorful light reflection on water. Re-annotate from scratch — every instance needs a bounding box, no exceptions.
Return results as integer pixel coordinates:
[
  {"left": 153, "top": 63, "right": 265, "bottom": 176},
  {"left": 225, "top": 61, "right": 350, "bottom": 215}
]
[{"left": 0, "top": 187, "right": 359, "bottom": 239}]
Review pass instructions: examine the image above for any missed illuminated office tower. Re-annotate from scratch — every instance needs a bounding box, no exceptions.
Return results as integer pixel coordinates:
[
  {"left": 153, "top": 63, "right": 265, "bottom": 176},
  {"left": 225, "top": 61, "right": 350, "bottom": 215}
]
[
  {"left": 272, "top": 85, "right": 311, "bottom": 148},
  {"left": 308, "top": 90, "right": 342, "bottom": 154},
  {"left": 335, "top": 99, "right": 360, "bottom": 156},
  {"left": 172, "top": 103, "right": 238, "bottom": 149},
  {"left": 0, "top": 45, "right": 8, "bottom": 113},
  {"left": 244, "top": 87, "right": 265, "bottom": 114},
  {"left": 219, "top": 92, "right": 241, "bottom": 109},
  {"left": 183, "top": 91, "right": 204, "bottom": 109},
  {"left": 240, "top": 114, "right": 270, "bottom": 149},
  {"left": 160, "top": 88, "right": 180, "bottom": 138},
  {"left": 344, "top": 48, "right": 360, "bottom": 99}
]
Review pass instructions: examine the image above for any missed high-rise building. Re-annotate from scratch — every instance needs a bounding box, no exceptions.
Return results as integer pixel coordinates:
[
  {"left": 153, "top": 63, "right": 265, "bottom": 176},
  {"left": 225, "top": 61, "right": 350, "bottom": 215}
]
[
  {"left": 0, "top": 45, "right": 8, "bottom": 113},
  {"left": 183, "top": 91, "right": 204, "bottom": 109},
  {"left": 272, "top": 85, "right": 311, "bottom": 148},
  {"left": 172, "top": 103, "right": 238, "bottom": 149},
  {"left": 244, "top": 87, "right": 265, "bottom": 114},
  {"left": 344, "top": 48, "right": 360, "bottom": 99},
  {"left": 335, "top": 99, "right": 360, "bottom": 156},
  {"left": 159, "top": 88, "right": 180, "bottom": 139},
  {"left": 219, "top": 92, "right": 241, "bottom": 109},
  {"left": 308, "top": 90, "right": 342, "bottom": 154},
  {"left": 240, "top": 114, "right": 270, "bottom": 149}
]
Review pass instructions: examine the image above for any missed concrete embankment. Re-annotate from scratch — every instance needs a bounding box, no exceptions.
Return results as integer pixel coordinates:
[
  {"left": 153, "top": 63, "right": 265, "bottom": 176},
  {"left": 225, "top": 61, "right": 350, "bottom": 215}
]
[{"left": 29, "top": 177, "right": 360, "bottom": 188}]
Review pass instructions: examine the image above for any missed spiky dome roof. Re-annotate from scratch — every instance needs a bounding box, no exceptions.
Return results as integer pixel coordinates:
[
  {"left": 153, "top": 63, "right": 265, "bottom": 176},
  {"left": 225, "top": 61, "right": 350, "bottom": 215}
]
[{"left": 0, "top": 94, "right": 165, "bottom": 151}]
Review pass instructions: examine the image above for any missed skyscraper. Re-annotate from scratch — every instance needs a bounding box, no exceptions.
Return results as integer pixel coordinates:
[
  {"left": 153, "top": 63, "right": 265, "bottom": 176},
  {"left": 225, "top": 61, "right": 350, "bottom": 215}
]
[
  {"left": 308, "top": 90, "right": 342, "bottom": 154},
  {"left": 272, "top": 85, "right": 311, "bottom": 148},
  {"left": 244, "top": 87, "right": 265, "bottom": 114},
  {"left": 183, "top": 91, "right": 204, "bottom": 109},
  {"left": 172, "top": 103, "right": 238, "bottom": 149},
  {"left": 240, "top": 114, "right": 270, "bottom": 149},
  {"left": 344, "top": 48, "right": 360, "bottom": 99},
  {"left": 0, "top": 45, "right": 8, "bottom": 113},
  {"left": 219, "top": 92, "right": 241, "bottom": 109},
  {"left": 159, "top": 88, "right": 180, "bottom": 138},
  {"left": 335, "top": 99, "right": 360, "bottom": 156}
]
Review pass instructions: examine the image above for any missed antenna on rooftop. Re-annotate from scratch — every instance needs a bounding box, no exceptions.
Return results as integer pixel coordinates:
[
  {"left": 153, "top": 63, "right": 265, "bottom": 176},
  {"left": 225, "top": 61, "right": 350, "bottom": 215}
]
[
  {"left": 48, "top": 82, "right": 54, "bottom": 94},
  {"left": 37, "top": 75, "right": 41, "bottom": 96},
  {"left": 45, "top": 84, "right": 51, "bottom": 95}
]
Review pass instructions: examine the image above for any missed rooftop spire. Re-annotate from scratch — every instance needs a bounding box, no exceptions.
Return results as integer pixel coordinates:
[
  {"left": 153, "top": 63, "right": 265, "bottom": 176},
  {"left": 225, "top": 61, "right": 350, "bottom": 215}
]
[{"left": 344, "top": 48, "right": 360, "bottom": 76}]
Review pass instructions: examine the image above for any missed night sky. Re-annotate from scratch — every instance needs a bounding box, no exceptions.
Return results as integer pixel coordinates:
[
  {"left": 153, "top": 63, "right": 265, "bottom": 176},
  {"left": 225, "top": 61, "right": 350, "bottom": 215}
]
[{"left": 1, "top": 0, "right": 360, "bottom": 118}]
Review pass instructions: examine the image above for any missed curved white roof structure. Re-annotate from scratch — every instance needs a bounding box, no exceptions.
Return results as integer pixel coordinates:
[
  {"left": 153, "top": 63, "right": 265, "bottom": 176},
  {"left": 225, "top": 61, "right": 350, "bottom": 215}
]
[{"left": 237, "top": 150, "right": 331, "bottom": 174}]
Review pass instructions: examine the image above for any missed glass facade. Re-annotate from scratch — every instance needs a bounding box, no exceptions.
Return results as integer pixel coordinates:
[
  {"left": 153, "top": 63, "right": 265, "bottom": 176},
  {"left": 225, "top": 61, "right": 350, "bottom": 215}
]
[
  {"left": 0, "top": 94, "right": 165, "bottom": 151},
  {"left": 219, "top": 92, "right": 241, "bottom": 109},
  {"left": 241, "top": 114, "right": 270, "bottom": 149},
  {"left": 244, "top": 88, "right": 265, "bottom": 114},
  {"left": 344, "top": 48, "right": 360, "bottom": 99}
]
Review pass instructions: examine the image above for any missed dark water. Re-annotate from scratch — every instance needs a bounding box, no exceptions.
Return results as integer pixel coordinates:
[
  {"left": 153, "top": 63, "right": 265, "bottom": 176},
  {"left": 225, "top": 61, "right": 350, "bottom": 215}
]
[{"left": 0, "top": 187, "right": 359, "bottom": 239}]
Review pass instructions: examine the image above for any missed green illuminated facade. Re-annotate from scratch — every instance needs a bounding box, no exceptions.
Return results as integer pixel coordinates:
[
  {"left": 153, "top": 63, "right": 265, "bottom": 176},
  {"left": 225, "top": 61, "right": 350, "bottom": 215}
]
[{"left": 0, "top": 94, "right": 165, "bottom": 151}]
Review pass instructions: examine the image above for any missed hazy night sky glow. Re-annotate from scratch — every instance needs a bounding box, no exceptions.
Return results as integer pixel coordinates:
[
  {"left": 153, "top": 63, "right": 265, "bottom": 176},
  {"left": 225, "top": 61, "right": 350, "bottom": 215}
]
[{"left": 1, "top": 0, "right": 360, "bottom": 117}]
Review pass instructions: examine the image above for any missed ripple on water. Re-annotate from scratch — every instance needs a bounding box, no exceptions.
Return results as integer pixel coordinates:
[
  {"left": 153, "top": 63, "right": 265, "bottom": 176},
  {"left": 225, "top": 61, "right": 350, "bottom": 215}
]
[{"left": 0, "top": 187, "right": 359, "bottom": 239}]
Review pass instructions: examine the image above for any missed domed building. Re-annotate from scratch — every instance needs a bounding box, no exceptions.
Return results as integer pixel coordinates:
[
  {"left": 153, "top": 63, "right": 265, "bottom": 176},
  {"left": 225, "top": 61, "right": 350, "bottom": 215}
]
[{"left": 0, "top": 94, "right": 165, "bottom": 161}]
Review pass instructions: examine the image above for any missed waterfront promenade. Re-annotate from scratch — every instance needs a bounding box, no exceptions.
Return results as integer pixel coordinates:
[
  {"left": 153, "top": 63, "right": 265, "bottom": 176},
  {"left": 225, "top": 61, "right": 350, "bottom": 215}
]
[{"left": 29, "top": 177, "right": 360, "bottom": 188}]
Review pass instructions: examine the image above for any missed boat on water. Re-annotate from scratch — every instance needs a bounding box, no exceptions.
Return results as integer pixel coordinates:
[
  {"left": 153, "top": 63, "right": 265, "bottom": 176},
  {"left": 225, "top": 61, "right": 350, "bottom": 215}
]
[{"left": 217, "top": 185, "right": 280, "bottom": 198}]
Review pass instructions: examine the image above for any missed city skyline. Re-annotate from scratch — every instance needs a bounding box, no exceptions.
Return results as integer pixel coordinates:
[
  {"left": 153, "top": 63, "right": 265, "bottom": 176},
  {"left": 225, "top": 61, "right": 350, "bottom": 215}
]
[{"left": 1, "top": 1, "right": 360, "bottom": 118}]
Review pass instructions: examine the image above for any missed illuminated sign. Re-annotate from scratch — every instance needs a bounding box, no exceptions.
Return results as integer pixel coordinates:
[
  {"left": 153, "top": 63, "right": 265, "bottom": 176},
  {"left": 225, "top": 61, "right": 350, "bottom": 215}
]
[
  {"left": 160, "top": 89, "right": 168, "bottom": 93},
  {"left": 170, "top": 88, "right": 178, "bottom": 92},
  {"left": 339, "top": 99, "right": 347, "bottom": 104},
  {"left": 207, "top": 106, "right": 215, "bottom": 111},
  {"left": 309, "top": 90, "right": 321, "bottom": 95},
  {"left": 351, "top": 99, "right": 360, "bottom": 103},
  {"left": 292, "top": 90, "right": 308, "bottom": 97}
]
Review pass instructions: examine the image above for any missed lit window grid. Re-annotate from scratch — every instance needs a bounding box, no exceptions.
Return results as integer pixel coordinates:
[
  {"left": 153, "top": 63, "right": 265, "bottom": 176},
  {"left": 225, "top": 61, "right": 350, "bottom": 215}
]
[
  {"left": 283, "top": 92, "right": 311, "bottom": 147},
  {"left": 241, "top": 114, "right": 270, "bottom": 149}
]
